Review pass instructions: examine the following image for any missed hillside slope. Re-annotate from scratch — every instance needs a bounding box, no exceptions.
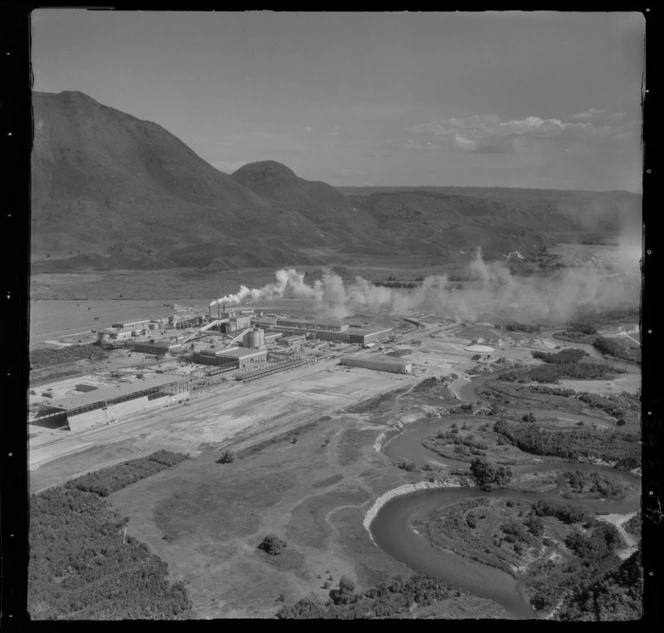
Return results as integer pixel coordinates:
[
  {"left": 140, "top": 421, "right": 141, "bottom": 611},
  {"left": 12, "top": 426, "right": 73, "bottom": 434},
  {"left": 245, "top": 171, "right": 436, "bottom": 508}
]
[{"left": 32, "top": 91, "right": 328, "bottom": 270}]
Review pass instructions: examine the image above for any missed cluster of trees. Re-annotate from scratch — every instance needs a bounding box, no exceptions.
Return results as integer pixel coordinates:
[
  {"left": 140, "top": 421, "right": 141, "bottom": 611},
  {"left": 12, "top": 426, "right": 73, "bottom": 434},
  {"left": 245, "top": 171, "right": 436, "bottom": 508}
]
[
  {"left": 557, "top": 550, "right": 642, "bottom": 621},
  {"left": 493, "top": 419, "right": 640, "bottom": 465},
  {"left": 500, "top": 361, "right": 618, "bottom": 384},
  {"left": 67, "top": 451, "right": 189, "bottom": 496},
  {"left": 592, "top": 336, "right": 640, "bottom": 364},
  {"left": 469, "top": 457, "right": 512, "bottom": 490},
  {"left": 565, "top": 521, "right": 623, "bottom": 562},
  {"left": 530, "top": 499, "right": 592, "bottom": 524},
  {"left": 560, "top": 470, "right": 628, "bottom": 500},
  {"left": 423, "top": 430, "right": 489, "bottom": 461},
  {"left": 532, "top": 348, "right": 587, "bottom": 364},
  {"left": 30, "top": 344, "right": 108, "bottom": 369},
  {"left": 29, "top": 486, "right": 191, "bottom": 620},
  {"left": 276, "top": 573, "right": 459, "bottom": 619},
  {"left": 503, "top": 323, "right": 541, "bottom": 333}
]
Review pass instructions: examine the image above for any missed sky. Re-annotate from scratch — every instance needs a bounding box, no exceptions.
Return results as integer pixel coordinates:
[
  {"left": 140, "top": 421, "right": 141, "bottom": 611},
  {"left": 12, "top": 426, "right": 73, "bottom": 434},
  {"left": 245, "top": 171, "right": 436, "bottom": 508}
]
[{"left": 32, "top": 10, "right": 645, "bottom": 191}]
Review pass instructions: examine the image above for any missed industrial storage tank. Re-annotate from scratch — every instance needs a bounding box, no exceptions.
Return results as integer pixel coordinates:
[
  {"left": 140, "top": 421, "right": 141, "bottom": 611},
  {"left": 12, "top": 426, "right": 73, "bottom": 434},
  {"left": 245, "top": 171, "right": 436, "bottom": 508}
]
[{"left": 249, "top": 328, "right": 265, "bottom": 348}]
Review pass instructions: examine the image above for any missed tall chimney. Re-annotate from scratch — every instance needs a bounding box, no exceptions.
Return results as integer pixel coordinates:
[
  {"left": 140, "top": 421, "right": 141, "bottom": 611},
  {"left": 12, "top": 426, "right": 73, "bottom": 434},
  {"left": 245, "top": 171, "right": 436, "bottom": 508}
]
[{"left": 217, "top": 303, "right": 221, "bottom": 319}]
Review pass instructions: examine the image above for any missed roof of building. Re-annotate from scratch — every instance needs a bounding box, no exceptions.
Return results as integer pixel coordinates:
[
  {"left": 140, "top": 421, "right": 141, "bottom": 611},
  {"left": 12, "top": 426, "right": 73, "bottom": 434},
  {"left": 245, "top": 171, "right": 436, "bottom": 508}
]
[
  {"left": 276, "top": 319, "right": 346, "bottom": 328},
  {"left": 46, "top": 374, "right": 183, "bottom": 411},
  {"left": 215, "top": 347, "right": 268, "bottom": 359},
  {"left": 347, "top": 327, "right": 393, "bottom": 336},
  {"left": 280, "top": 334, "right": 307, "bottom": 341}
]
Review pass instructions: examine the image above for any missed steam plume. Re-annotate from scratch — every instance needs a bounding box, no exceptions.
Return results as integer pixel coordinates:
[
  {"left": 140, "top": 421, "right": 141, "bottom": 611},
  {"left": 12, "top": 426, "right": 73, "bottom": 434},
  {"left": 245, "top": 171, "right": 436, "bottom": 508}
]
[{"left": 210, "top": 246, "right": 640, "bottom": 324}]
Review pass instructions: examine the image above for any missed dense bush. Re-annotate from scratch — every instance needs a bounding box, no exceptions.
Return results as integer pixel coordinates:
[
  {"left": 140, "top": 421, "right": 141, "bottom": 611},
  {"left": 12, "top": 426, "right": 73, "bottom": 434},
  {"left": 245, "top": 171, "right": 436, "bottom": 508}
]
[
  {"left": 592, "top": 336, "right": 639, "bottom": 363},
  {"left": 66, "top": 451, "right": 189, "bottom": 496},
  {"left": 493, "top": 419, "right": 640, "bottom": 465},
  {"left": 566, "top": 321, "right": 598, "bottom": 335},
  {"left": 30, "top": 344, "right": 108, "bottom": 369},
  {"left": 277, "top": 573, "right": 459, "bottom": 619},
  {"left": 557, "top": 550, "right": 642, "bottom": 621},
  {"left": 505, "top": 323, "right": 541, "bottom": 333},
  {"left": 560, "top": 470, "right": 627, "bottom": 500},
  {"left": 396, "top": 459, "right": 417, "bottom": 472},
  {"left": 258, "top": 535, "right": 287, "bottom": 555},
  {"left": 530, "top": 499, "right": 591, "bottom": 524},
  {"left": 29, "top": 486, "right": 191, "bottom": 620},
  {"left": 501, "top": 361, "right": 618, "bottom": 384},
  {"left": 565, "top": 522, "right": 623, "bottom": 562},
  {"left": 532, "top": 348, "right": 586, "bottom": 364},
  {"left": 469, "top": 457, "right": 512, "bottom": 491}
]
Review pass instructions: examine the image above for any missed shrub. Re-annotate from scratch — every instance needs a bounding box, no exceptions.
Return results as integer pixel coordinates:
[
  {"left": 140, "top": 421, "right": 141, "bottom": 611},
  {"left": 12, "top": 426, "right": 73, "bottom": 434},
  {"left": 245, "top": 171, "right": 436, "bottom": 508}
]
[
  {"left": 397, "top": 460, "right": 417, "bottom": 472},
  {"left": 216, "top": 449, "right": 235, "bottom": 464},
  {"left": 258, "top": 535, "right": 287, "bottom": 556}
]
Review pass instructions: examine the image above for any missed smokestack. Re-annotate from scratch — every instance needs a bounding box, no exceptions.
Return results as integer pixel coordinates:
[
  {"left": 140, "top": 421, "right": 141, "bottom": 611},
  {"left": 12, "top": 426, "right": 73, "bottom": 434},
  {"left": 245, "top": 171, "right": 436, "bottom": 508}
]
[
  {"left": 217, "top": 303, "right": 220, "bottom": 320},
  {"left": 208, "top": 305, "right": 211, "bottom": 320},
  {"left": 223, "top": 302, "right": 226, "bottom": 313}
]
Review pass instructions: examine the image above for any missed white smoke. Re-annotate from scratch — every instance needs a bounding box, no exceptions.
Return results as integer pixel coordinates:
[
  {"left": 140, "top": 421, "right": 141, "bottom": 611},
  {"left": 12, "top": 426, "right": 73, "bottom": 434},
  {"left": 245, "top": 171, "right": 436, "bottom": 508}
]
[{"left": 210, "top": 246, "right": 640, "bottom": 324}]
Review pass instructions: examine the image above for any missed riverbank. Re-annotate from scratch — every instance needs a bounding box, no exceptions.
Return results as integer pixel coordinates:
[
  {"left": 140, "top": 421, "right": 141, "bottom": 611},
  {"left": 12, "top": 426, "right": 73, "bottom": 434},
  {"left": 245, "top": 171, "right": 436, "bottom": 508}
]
[{"left": 363, "top": 479, "right": 468, "bottom": 538}]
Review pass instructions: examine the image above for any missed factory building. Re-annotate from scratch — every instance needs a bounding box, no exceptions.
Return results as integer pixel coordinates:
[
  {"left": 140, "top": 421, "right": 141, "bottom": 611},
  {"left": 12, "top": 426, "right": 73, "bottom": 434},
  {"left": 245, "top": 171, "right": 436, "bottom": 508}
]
[
  {"left": 112, "top": 319, "right": 151, "bottom": 330},
  {"left": 340, "top": 354, "right": 412, "bottom": 374},
  {"left": 170, "top": 314, "right": 205, "bottom": 330},
  {"left": 264, "top": 332, "right": 283, "bottom": 344},
  {"left": 193, "top": 347, "right": 268, "bottom": 368},
  {"left": 347, "top": 328, "right": 393, "bottom": 345},
  {"left": 131, "top": 341, "right": 183, "bottom": 356},
  {"left": 224, "top": 315, "right": 252, "bottom": 333},
  {"left": 277, "top": 334, "right": 306, "bottom": 348},
  {"left": 275, "top": 319, "right": 349, "bottom": 332},
  {"left": 32, "top": 375, "right": 187, "bottom": 431}
]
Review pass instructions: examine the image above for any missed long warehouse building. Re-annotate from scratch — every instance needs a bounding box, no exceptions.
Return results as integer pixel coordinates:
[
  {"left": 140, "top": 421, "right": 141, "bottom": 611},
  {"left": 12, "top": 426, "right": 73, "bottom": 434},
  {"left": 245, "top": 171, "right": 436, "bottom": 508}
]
[
  {"left": 340, "top": 354, "right": 412, "bottom": 374},
  {"left": 32, "top": 374, "right": 188, "bottom": 432}
]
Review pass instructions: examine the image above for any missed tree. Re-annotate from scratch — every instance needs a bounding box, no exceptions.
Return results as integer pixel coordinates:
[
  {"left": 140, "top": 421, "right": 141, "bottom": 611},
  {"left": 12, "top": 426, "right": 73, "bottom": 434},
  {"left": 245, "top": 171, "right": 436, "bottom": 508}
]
[
  {"left": 469, "top": 457, "right": 512, "bottom": 491},
  {"left": 329, "top": 576, "right": 357, "bottom": 605},
  {"left": 258, "top": 534, "right": 287, "bottom": 556}
]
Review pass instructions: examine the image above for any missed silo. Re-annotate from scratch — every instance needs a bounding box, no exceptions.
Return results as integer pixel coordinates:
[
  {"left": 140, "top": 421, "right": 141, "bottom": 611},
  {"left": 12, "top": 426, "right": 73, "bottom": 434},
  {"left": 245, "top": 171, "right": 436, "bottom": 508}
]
[{"left": 251, "top": 328, "right": 265, "bottom": 349}]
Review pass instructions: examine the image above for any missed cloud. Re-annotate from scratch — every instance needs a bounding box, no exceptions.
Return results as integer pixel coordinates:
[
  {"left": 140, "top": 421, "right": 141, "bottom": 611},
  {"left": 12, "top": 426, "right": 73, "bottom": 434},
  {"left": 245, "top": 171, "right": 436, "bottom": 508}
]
[
  {"left": 407, "top": 110, "right": 634, "bottom": 154},
  {"left": 304, "top": 126, "right": 314, "bottom": 134}
]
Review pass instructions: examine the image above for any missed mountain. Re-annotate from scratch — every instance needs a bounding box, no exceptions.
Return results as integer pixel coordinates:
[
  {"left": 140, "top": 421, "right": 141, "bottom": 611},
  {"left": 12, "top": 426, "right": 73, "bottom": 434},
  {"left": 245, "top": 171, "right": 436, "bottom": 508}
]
[
  {"left": 31, "top": 91, "right": 344, "bottom": 270},
  {"left": 31, "top": 91, "right": 639, "bottom": 273}
]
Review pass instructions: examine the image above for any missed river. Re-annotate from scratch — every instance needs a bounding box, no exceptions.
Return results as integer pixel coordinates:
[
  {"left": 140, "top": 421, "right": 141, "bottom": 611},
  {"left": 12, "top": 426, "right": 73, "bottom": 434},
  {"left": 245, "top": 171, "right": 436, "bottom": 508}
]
[{"left": 369, "top": 365, "right": 640, "bottom": 619}]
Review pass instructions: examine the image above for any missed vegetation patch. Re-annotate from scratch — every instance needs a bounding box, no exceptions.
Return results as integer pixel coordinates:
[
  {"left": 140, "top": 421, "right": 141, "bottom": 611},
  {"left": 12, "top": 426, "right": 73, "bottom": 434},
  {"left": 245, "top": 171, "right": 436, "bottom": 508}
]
[
  {"left": 493, "top": 419, "right": 640, "bottom": 466},
  {"left": 29, "top": 486, "right": 191, "bottom": 620},
  {"left": 276, "top": 573, "right": 462, "bottom": 619},
  {"left": 415, "top": 496, "right": 631, "bottom": 614},
  {"left": 558, "top": 470, "right": 629, "bottom": 500},
  {"left": 30, "top": 343, "right": 108, "bottom": 369},
  {"left": 66, "top": 451, "right": 189, "bottom": 496},
  {"left": 500, "top": 360, "right": 620, "bottom": 384}
]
